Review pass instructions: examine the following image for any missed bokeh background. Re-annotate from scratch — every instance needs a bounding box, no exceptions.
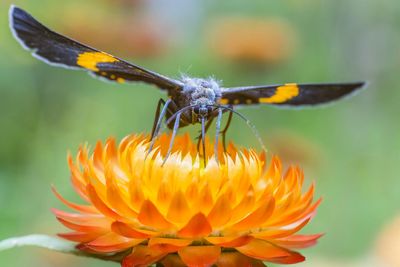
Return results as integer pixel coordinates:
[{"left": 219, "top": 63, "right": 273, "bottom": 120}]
[{"left": 1, "top": 0, "right": 399, "bottom": 266}]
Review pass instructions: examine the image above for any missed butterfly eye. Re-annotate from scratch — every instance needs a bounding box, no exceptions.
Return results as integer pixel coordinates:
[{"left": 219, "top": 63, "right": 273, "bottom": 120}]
[{"left": 201, "top": 81, "right": 210, "bottom": 88}]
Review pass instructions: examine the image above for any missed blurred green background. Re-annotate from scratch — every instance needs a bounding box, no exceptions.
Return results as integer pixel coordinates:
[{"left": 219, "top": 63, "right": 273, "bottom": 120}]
[{"left": 1, "top": 0, "right": 399, "bottom": 266}]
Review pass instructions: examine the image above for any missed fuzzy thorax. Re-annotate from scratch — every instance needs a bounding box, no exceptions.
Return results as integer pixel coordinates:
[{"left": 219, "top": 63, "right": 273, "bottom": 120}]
[{"left": 182, "top": 77, "right": 222, "bottom": 107}]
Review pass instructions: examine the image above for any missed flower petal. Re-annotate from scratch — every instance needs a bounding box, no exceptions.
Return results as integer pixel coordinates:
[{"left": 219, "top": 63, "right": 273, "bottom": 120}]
[
  {"left": 215, "top": 252, "right": 266, "bottom": 267},
  {"left": 122, "top": 245, "right": 168, "bottom": 267},
  {"left": 207, "top": 193, "right": 232, "bottom": 228},
  {"left": 85, "top": 232, "right": 144, "bottom": 253},
  {"left": 159, "top": 254, "right": 187, "bottom": 267},
  {"left": 178, "top": 246, "right": 221, "bottom": 267},
  {"left": 167, "top": 191, "right": 192, "bottom": 225},
  {"left": 273, "top": 234, "right": 323, "bottom": 249},
  {"left": 178, "top": 213, "right": 212, "bottom": 238},
  {"left": 231, "top": 196, "right": 275, "bottom": 231},
  {"left": 111, "top": 221, "right": 157, "bottom": 239},
  {"left": 52, "top": 208, "right": 110, "bottom": 228},
  {"left": 266, "top": 250, "right": 305, "bottom": 264},
  {"left": 205, "top": 236, "right": 254, "bottom": 248},
  {"left": 236, "top": 239, "right": 290, "bottom": 261},
  {"left": 253, "top": 217, "right": 312, "bottom": 240},
  {"left": 68, "top": 153, "right": 90, "bottom": 202},
  {"left": 51, "top": 186, "right": 97, "bottom": 214},
  {"left": 149, "top": 238, "right": 193, "bottom": 253},
  {"left": 55, "top": 217, "right": 108, "bottom": 233},
  {"left": 105, "top": 166, "right": 138, "bottom": 218},
  {"left": 138, "top": 200, "right": 174, "bottom": 230},
  {"left": 86, "top": 184, "right": 124, "bottom": 221},
  {"left": 57, "top": 232, "right": 102, "bottom": 243},
  {"left": 197, "top": 184, "right": 214, "bottom": 214}
]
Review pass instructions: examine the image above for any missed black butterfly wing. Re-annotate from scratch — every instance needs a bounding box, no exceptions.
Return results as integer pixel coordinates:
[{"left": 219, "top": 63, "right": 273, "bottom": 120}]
[
  {"left": 9, "top": 6, "right": 182, "bottom": 91},
  {"left": 220, "top": 82, "right": 366, "bottom": 106}
]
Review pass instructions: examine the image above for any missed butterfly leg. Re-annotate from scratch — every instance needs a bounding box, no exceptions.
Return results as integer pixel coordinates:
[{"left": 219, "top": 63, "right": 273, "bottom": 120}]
[
  {"left": 196, "top": 117, "right": 214, "bottom": 153},
  {"left": 151, "top": 99, "right": 173, "bottom": 140},
  {"left": 150, "top": 99, "right": 165, "bottom": 139},
  {"left": 200, "top": 116, "right": 207, "bottom": 166},
  {"left": 214, "top": 108, "right": 223, "bottom": 162},
  {"left": 220, "top": 108, "right": 233, "bottom": 152},
  {"left": 148, "top": 99, "right": 173, "bottom": 155},
  {"left": 163, "top": 111, "right": 182, "bottom": 165}
]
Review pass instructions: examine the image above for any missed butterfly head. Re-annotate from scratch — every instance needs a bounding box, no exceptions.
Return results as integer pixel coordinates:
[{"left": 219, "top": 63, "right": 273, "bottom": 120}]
[{"left": 181, "top": 77, "right": 222, "bottom": 118}]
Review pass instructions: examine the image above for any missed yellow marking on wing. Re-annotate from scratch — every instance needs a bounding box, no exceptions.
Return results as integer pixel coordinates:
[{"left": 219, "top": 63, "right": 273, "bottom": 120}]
[
  {"left": 259, "top": 83, "right": 299, "bottom": 104},
  {"left": 77, "top": 52, "right": 119, "bottom": 72},
  {"left": 246, "top": 99, "right": 252, "bottom": 104},
  {"left": 233, "top": 99, "right": 240, "bottom": 105},
  {"left": 220, "top": 98, "right": 229, "bottom": 105},
  {"left": 117, "top": 78, "right": 125, "bottom": 83}
]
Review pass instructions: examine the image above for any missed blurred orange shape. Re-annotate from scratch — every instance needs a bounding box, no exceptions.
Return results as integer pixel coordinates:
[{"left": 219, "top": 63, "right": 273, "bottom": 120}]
[{"left": 207, "top": 17, "right": 297, "bottom": 65}]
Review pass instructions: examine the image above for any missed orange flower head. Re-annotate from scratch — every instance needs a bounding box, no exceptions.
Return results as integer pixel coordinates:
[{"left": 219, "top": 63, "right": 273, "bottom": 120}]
[
  {"left": 207, "top": 16, "right": 296, "bottom": 65},
  {"left": 53, "top": 133, "right": 322, "bottom": 267}
]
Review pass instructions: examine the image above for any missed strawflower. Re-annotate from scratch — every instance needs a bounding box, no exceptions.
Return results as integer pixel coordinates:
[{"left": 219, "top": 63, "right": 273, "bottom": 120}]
[{"left": 52, "top": 134, "right": 322, "bottom": 267}]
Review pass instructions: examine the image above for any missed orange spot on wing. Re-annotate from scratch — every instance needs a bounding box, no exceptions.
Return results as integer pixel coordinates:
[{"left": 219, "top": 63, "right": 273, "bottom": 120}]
[
  {"left": 77, "top": 52, "right": 119, "bottom": 72},
  {"left": 259, "top": 83, "right": 299, "bottom": 104},
  {"left": 220, "top": 98, "right": 229, "bottom": 105}
]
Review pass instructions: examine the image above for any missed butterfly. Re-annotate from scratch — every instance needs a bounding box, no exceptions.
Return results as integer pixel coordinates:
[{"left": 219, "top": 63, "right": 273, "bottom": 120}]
[{"left": 10, "top": 6, "right": 366, "bottom": 161}]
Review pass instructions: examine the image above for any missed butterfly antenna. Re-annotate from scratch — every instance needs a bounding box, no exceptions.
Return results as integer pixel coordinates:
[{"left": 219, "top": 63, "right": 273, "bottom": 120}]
[
  {"left": 214, "top": 108, "right": 223, "bottom": 163},
  {"left": 164, "top": 105, "right": 195, "bottom": 129},
  {"left": 216, "top": 105, "right": 267, "bottom": 153}
]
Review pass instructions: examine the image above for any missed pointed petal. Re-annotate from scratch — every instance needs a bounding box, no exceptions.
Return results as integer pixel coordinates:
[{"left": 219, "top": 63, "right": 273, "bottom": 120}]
[
  {"left": 273, "top": 234, "right": 323, "bottom": 249},
  {"left": 86, "top": 232, "right": 144, "bottom": 253},
  {"left": 57, "top": 232, "right": 102, "bottom": 243},
  {"left": 105, "top": 166, "right": 138, "bottom": 218},
  {"left": 178, "top": 246, "right": 221, "bottom": 267},
  {"left": 231, "top": 196, "right": 275, "bottom": 231},
  {"left": 207, "top": 193, "right": 232, "bottom": 228},
  {"left": 253, "top": 218, "right": 312, "bottom": 239},
  {"left": 160, "top": 254, "right": 187, "bottom": 267},
  {"left": 197, "top": 184, "right": 214, "bottom": 214},
  {"left": 215, "top": 252, "right": 266, "bottom": 267},
  {"left": 236, "top": 239, "right": 290, "bottom": 261},
  {"left": 52, "top": 209, "right": 110, "bottom": 228},
  {"left": 229, "top": 186, "right": 255, "bottom": 224},
  {"left": 52, "top": 186, "right": 97, "bottom": 213},
  {"left": 178, "top": 213, "right": 212, "bottom": 238},
  {"left": 55, "top": 217, "right": 108, "bottom": 233},
  {"left": 138, "top": 200, "right": 174, "bottom": 230},
  {"left": 167, "top": 191, "right": 192, "bottom": 225},
  {"left": 205, "top": 236, "right": 254, "bottom": 248},
  {"left": 267, "top": 251, "right": 305, "bottom": 264},
  {"left": 86, "top": 184, "right": 123, "bottom": 221},
  {"left": 122, "top": 245, "right": 168, "bottom": 267},
  {"left": 68, "top": 152, "right": 89, "bottom": 184},
  {"left": 149, "top": 238, "right": 193, "bottom": 253},
  {"left": 111, "top": 221, "right": 157, "bottom": 239}
]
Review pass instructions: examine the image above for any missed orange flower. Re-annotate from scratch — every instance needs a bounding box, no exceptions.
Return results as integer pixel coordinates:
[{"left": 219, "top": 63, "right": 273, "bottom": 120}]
[
  {"left": 53, "top": 134, "right": 321, "bottom": 267},
  {"left": 207, "top": 17, "right": 296, "bottom": 65}
]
